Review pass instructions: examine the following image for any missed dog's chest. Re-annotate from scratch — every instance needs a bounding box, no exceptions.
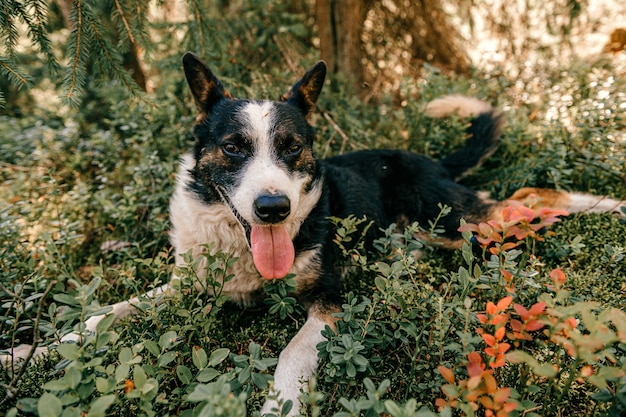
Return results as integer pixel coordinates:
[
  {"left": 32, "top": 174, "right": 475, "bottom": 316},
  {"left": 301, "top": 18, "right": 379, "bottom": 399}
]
[{"left": 169, "top": 193, "right": 262, "bottom": 304}]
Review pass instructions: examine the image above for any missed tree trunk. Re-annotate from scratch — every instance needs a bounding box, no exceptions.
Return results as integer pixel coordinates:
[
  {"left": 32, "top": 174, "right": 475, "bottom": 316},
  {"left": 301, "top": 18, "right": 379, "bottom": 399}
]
[
  {"left": 315, "top": 0, "right": 470, "bottom": 97},
  {"left": 315, "top": 0, "right": 367, "bottom": 94}
]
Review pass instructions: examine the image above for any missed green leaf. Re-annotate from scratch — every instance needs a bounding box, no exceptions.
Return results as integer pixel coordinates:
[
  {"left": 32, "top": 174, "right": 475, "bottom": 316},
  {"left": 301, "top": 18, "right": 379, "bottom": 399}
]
[
  {"left": 158, "top": 351, "right": 178, "bottom": 367},
  {"left": 53, "top": 293, "right": 80, "bottom": 306},
  {"left": 177, "top": 365, "right": 193, "bottom": 384},
  {"left": 144, "top": 340, "right": 160, "bottom": 356},
  {"left": 196, "top": 367, "right": 220, "bottom": 383},
  {"left": 119, "top": 347, "right": 133, "bottom": 364},
  {"left": 43, "top": 379, "right": 68, "bottom": 391},
  {"left": 590, "top": 388, "right": 614, "bottom": 402},
  {"left": 95, "top": 377, "right": 111, "bottom": 394},
  {"left": 192, "top": 346, "right": 208, "bottom": 370},
  {"left": 134, "top": 365, "right": 147, "bottom": 388},
  {"left": 115, "top": 364, "right": 130, "bottom": 382},
  {"left": 208, "top": 348, "right": 230, "bottom": 367},
  {"left": 56, "top": 343, "right": 81, "bottom": 360},
  {"left": 37, "top": 393, "right": 62, "bottom": 417},
  {"left": 65, "top": 367, "right": 82, "bottom": 389},
  {"left": 86, "top": 395, "right": 115, "bottom": 417},
  {"left": 158, "top": 331, "right": 180, "bottom": 350}
]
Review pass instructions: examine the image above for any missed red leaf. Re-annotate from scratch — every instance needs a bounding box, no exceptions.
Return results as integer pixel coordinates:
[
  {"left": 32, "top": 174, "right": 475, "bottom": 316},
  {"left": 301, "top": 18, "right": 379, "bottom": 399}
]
[
  {"left": 528, "top": 302, "right": 546, "bottom": 316},
  {"left": 514, "top": 304, "right": 530, "bottom": 321},
  {"left": 525, "top": 320, "right": 545, "bottom": 332},
  {"left": 510, "top": 319, "right": 523, "bottom": 332}
]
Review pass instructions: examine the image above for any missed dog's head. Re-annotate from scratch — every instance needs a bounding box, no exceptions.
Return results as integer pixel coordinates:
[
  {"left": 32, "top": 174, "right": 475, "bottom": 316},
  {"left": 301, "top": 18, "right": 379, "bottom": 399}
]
[{"left": 182, "top": 52, "right": 326, "bottom": 280}]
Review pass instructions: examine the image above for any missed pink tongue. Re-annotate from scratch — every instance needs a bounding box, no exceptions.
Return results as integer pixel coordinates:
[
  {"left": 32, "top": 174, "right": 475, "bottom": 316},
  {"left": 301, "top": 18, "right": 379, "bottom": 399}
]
[{"left": 250, "top": 225, "right": 295, "bottom": 279}]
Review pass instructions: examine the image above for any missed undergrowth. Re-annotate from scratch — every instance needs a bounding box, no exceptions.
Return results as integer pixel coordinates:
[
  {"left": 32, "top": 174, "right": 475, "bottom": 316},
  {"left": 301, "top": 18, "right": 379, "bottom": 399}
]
[{"left": 1, "top": 29, "right": 625, "bottom": 417}]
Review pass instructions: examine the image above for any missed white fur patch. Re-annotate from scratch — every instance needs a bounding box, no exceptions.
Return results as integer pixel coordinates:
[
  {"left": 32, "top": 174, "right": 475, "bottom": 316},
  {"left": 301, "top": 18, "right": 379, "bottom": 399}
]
[
  {"left": 425, "top": 95, "right": 493, "bottom": 118},
  {"left": 566, "top": 193, "right": 625, "bottom": 216}
]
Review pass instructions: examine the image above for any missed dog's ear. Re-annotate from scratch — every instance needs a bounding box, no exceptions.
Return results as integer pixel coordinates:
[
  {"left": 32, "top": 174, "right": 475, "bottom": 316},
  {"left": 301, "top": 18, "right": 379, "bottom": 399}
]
[
  {"left": 281, "top": 61, "right": 326, "bottom": 119},
  {"left": 182, "top": 52, "right": 231, "bottom": 118}
]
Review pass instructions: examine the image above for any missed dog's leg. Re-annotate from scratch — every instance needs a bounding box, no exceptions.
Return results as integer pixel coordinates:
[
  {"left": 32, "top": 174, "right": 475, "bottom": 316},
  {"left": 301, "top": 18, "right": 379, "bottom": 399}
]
[
  {"left": 503, "top": 187, "right": 625, "bottom": 216},
  {"left": 1, "top": 283, "right": 169, "bottom": 366},
  {"left": 61, "top": 283, "right": 170, "bottom": 343},
  {"left": 261, "top": 307, "right": 335, "bottom": 416}
]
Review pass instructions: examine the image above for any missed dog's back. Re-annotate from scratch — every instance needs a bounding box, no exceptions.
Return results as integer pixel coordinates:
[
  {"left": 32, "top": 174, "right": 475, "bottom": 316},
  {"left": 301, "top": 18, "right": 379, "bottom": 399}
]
[{"left": 320, "top": 95, "right": 504, "bottom": 242}]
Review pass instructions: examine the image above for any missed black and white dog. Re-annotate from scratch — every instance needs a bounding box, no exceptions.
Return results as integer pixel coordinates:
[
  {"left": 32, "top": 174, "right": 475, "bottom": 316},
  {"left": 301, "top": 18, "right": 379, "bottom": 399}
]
[{"left": 4, "top": 53, "right": 625, "bottom": 415}]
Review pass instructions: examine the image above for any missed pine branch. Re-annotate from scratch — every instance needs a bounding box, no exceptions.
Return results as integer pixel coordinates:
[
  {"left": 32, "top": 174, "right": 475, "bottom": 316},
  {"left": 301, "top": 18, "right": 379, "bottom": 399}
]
[
  {"left": 25, "top": 0, "right": 60, "bottom": 72},
  {"left": 62, "top": 0, "right": 90, "bottom": 105},
  {"left": 0, "top": 0, "right": 24, "bottom": 59},
  {"left": 85, "top": 8, "right": 146, "bottom": 102},
  {"left": 132, "top": 0, "right": 151, "bottom": 49},
  {"left": 188, "top": 0, "right": 206, "bottom": 57},
  {"left": 112, "top": 0, "right": 135, "bottom": 54},
  {"left": 0, "top": 56, "right": 32, "bottom": 89}
]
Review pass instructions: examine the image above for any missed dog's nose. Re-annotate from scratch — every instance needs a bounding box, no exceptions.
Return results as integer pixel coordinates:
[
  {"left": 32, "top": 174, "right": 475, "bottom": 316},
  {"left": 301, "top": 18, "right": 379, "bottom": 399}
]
[{"left": 254, "top": 194, "right": 291, "bottom": 223}]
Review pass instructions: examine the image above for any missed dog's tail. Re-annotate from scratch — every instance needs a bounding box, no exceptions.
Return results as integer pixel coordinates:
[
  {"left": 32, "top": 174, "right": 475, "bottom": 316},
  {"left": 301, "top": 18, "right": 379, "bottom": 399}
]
[{"left": 425, "top": 95, "right": 504, "bottom": 180}]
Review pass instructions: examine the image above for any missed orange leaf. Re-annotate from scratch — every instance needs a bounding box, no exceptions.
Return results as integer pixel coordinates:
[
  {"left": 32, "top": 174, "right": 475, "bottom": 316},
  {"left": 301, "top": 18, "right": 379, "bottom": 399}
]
[
  {"left": 479, "top": 222, "right": 494, "bottom": 236},
  {"left": 496, "top": 296, "right": 513, "bottom": 312},
  {"left": 467, "top": 352, "right": 485, "bottom": 377},
  {"left": 484, "top": 372, "right": 498, "bottom": 394},
  {"left": 494, "top": 326, "right": 506, "bottom": 341},
  {"left": 549, "top": 269, "right": 566, "bottom": 285},
  {"left": 438, "top": 365, "right": 456, "bottom": 384},
  {"left": 468, "top": 375, "right": 483, "bottom": 391},
  {"left": 491, "top": 314, "right": 509, "bottom": 326},
  {"left": 581, "top": 365, "right": 594, "bottom": 377},
  {"left": 480, "top": 395, "right": 495, "bottom": 410},
  {"left": 486, "top": 301, "right": 497, "bottom": 315},
  {"left": 124, "top": 379, "right": 135, "bottom": 394},
  {"left": 501, "top": 242, "right": 518, "bottom": 251},
  {"left": 490, "top": 357, "right": 507, "bottom": 369},
  {"left": 482, "top": 333, "right": 496, "bottom": 347},
  {"left": 493, "top": 387, "right": 511, "bottom": 404},
  {"left": 458, "top": 223, "right": 478, "bottom": 233},
  {"left": 435, "top": 398, "right": 449, "bottom": 409},
  {"left": 477, "top": 313, "right": 488, "bottom": 324}
]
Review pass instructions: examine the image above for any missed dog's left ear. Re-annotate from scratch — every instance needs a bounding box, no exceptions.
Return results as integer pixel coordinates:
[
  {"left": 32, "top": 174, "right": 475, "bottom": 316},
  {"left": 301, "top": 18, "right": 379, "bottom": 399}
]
[{"left": 281, "top": 61, "right": 326, "bottom": 119}]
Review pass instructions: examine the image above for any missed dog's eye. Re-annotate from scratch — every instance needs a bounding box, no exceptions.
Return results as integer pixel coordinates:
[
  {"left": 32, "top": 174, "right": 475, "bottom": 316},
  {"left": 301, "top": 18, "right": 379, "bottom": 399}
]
[
  {"left": 222, "top": 143, "right": 242, "bottom": 156},
  {"left": 286, "top": 143, "right": 303, "bottom": 157}
]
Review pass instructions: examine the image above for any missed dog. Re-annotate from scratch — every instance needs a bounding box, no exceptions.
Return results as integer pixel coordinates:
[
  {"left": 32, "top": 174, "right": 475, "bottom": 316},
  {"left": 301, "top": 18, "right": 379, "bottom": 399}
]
[{"left": 3, "top": 53, "right": 625, "bottom": 415}]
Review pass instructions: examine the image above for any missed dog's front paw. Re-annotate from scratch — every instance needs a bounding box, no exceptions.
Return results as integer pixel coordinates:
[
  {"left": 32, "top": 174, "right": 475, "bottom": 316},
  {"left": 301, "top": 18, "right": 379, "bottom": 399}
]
[{"left": 261, "top": 388, "right": 298, "bottom": 417}]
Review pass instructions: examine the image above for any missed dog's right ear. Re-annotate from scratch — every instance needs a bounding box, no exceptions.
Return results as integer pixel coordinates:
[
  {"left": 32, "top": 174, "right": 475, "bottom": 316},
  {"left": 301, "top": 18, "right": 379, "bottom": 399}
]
[{"left": 182, "top": 52, "right": 230, "bottom": 118}]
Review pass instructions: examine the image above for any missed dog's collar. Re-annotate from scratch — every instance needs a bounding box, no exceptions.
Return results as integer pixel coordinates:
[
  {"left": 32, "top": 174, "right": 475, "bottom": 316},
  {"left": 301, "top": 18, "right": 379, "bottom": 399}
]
[{"left": 213, "top": 185, "right": 252, "bottom": 249}]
